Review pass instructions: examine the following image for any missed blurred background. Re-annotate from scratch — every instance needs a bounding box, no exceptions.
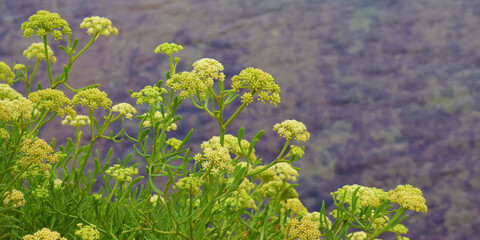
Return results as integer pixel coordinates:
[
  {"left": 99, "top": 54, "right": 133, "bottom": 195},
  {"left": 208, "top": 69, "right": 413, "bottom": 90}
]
[{"left": 1, "top": 0, "right": 480, "bottom": 239}]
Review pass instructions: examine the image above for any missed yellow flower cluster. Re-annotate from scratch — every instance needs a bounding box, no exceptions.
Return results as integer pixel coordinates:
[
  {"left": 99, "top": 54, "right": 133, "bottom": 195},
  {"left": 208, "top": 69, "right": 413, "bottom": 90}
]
[
  {"left": 333, "top": 184, "right": 384, "bottom": 208},
  {"left": 23, "top": 228, "right": 67, "bottom": 240},
  {"left": 273, "top": 119, "right": 310, "bottom": 142},
  {"left": 141, "top": 111, "right": 177, "bottom": 131},
  {"left": 23, "top": 43, "right": 57, "bottom": 63},
  {"left": 20, "top": 138, "right": 59, "bottom": 168},
  {"left": 3, "top": 189, "right": 25, "bottom": 208},
  {"left": 176, "top": 176, "right": 202, "bottom": 196},
  {"left": 72, "top": 88, "right": 112, "bottom": 110},
  {"left": 80, "top": 16, "right": 118, "bottom": 37},
  {"left": 61, "top": 115, "right": 90, "bottom": 127},
  {"left": 289, "top": 145, "right": 305, "bottom": 158},
  {"left": 75, "top": 223, "right": 100, "bottom": 240},
  {"left": 274, "top": 163, "right": 299, "bottom": 182},
  {"left": 112, "top": 103, "right": 137, "bottom": 119},
  {"left": 0, "top": 62, "right": 15, "bottom": 84},
  {"left": 0, "top": 128, "right": 9, "bottom": 139},
  {"left": 388, "top": 185, "right": 428, "bottom": 213},
  {"left": 285, "top": 198, "right": 306, "bottom": 214},
  {"left": 389, "top": 224, "right": 409, "bottom": 234},
  {"left": 21, "top": 10, "right": 71, "bottom": 40},
  {"left": 150, "top": 194, "right": 164, "bottom": 207},
  {"left": 305, "top": 211, "right": 332, "bottom": 230},
  {"left": 166, "top": 138, "right": 183, "bottom": 149},
  {"left": 53, "top": 179, "right": 63, "bottom": 190},
  {"left": 204, "top": 134, "right": 257, "bottom": 162},
  {"left": 154, "top": 42, "right": 184, "bottom": 55},
  {"left": 0, "top": 83, "right": 22, "bottom": 100},
  {"left": 166, "top": 71, "right": 206, "bottom": 100},
  {"left": 0, "top": 97, "right": 33, "bottom": 122},
  {"left": 195, "top": 142, "right": 234, "bottom": 174},
  {"left": 29, "top": 89, "right": 72, "bottom": 116},
  {"left": 192, "top": 58, "right": 226, "bottom": 87},
  {"left": 131, "top": 85, "right": 167, "bottom": 105},
  {"left": 105, "top": 164, "right": 138, "bottom": 182},
  {"left": 231, "top": 67, "right": 281, "bottom": 106},
  {"left": 288, "top": 215, "right": 321, "bottom": 240},
  {"left": 223, "top": 178, "right": 256, "bottom": 209}
]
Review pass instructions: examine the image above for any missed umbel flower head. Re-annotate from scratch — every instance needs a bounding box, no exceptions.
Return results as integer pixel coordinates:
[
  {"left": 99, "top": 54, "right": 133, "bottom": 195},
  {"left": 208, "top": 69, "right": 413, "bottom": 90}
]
[
  {"left": 21, "top": 10, "right": 71, "bottom": 40},
  {"left": 80, "top": 16, "right": 118, "bottom": 37},
  {"left": 105, "top": 164, "right": 138, "bottom": 182},
  {"left": 3, "top": 189, "right": 26, "bottom": 208},
  {"left": 75, "top": 223, "right": 100, "bottom": 240},
  {"left": 28, "top": 88, "right": 72, "bottom": 116},
  {"left": 72, "top": 88, "right": 112, "bottom": 110},
  {"left": 287, "top": 215, "right": 321, "bottom": 240},
  {"left": 19, "top": 138, "right": 60, "bottom": 168},
  {"left": 0, "top": 83, "right": 22, "bottom": 100},
  {"left": 112, "top": 102, "right": 137, "bottom": 119},
  {"left": 166, "top": 71, "right": 206, "bottom": 100},
  {"left": 192, "top": 58, "right": 225, "bottom": 86},
  {"left": 175, "top": 176, "right": 202, "bottom": 196},
  {"left": 131, "top": 85, "right": 167, "bottom": 105},
  {"left": 195, "top": 142, "right": 234, "bottom": 174},
  {"left": 61, "top": 115, "right": 90, "bottom": 127},
  {"left": 388, "top": 184, "right": 428, "bottom": 213},
  {"left": 23, "top": 43, "right": 57, "bottom": 63},
  {"left": 23, "top": 228, "right": 67, "bottom": 240},
  {"left": 231, "top": 67, "right": 281, "bottom": 106},
  {"left": 154, "top": 42, "right": 184, "bottom": 55},
  {"left": 333, "top": 184, "right": 384, "bottom": 208},
  {"left": 273, "top": 119, "right": 310, "bottom": 142},
  {"left": 204, "top": 134, "right": 257, "bottom": 162},
  {"left": 0, "top": 61, "right": 15, "bottom": 84}
]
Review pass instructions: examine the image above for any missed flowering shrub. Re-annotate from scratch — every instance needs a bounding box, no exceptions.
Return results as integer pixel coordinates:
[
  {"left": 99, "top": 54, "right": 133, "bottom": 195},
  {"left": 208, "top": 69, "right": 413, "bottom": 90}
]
[{"left": 0, "top": 10, "right": 427, "bottom": 240}]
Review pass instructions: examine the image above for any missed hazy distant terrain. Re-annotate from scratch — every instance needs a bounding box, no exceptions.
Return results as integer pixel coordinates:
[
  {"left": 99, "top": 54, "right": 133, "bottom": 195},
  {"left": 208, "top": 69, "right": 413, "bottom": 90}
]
[{"left": 2, "top": 0, "right": 480, "bottom": 239}]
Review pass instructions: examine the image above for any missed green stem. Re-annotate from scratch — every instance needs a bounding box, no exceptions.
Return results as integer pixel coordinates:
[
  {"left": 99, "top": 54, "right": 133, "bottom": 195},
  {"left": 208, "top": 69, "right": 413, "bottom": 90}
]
[
  {"left": 73, "top": 33, "right": 98, "bottom": 62},
  {"left": 43, "top": 36, "right": 54, "bottom": 85},
  {"left": 27, "top": 60, "right": 40, "bottom": 93},
  {"left": 370, "top": 207, "right": 407, "bottom": 239}
]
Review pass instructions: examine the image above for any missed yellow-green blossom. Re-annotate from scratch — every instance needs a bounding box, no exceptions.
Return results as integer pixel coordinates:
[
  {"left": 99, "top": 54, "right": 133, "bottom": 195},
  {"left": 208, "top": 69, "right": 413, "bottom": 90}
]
[
  {"left": 29, "top": 89, "right": 72, "bottom": 116},
  {"left": 150, "top": 194, "right": 164, "bottom": 207},
  {"left": 154, "top": 42, "right": 184, "bottom": 55},
  {"left": 80, "top": 16, "right": 118, "bottom": 37},
  {"left": 13, "top": 63, "right": 26, "bottom": 71},
  {"left": 204, "top": 135, "right": 257, "bottom": 162},
  {"left": 389, "top": 224, "right": 409, "bottom": 235},
  {"left": 273, "top": 119, "right": 310, "bottom": 142},
  {"left": 388, "top": 185, "right": 428, "bottom": 213},
  {"left": 175, "top": 176, "right": 202, "bottom": 196},
  {"left": 131, "top": 85, "right": 167, "bottom": 105},
  {"left": 141, "top": 111, "right": 177, "bottom": 131},
  {"left": 72, "top": 88, "right": 112, "bottom": 110},
  {"left": 288, "top": 215, "right": 321, "bottom": 240},
  {"left": 347, "top": 231, "right": 367, "bottom": 240},
  {"left": 223, "top": 178, "right": 256, "bottom": 209},
  {"left": 105, "top": 164, "right": 138, "bottom": 182},
  {"left": 284, "top": 198, "right": 306, "bottom": 214},
  {"left": 112, "top": 102, "right": 137, "bottom": 119},
  {"left": 21, "top": 10, "right": 71, "bottom": 40},
  {"left": 289, "top": 145, "right": 305, "bottom": 158},
  {"left": 192, "top": 58, "right": 225, "bottom": 88},
  {"left": 62, "top": 115, "right": 90, "bottom": 127},
  {"left": 3, "top": 189, "right": 25, "bottom": 208},
  {"left": 0, "top": 128, "right": 9, "bottom": 139},
  {"left": 166, "top": 71, "right": 206, "bottom": 100},
  {"left": 166, "top": 138, "right": 183, "bottom": 149},
  {"left": 333, "top": 184, "right": 383, "bottom": 208},
  {"left": 305, "top": 211, "right": 332, "bottom": 230},
  {"left": 53, "top": 179, "right": 63, "bottom": 190},
  {"left": 75, "top": 223, "right": 100, "bottom": 240},
  {"left": 0, "top": 97, "right": 34, "bottom": 122},
  {"left": 274, "top": 163, "right": 299, "bottom": 182},
  {"left": 32, "top": 187, "right": 49, "bottom": 199},
  {"left": 231, "top": 67, "right": 280, "bottom": 106},
  {"left": 0, "top": 61, "right": 15, "bottom": 84},
  {"left": 0, "top": 83, "right": 22, "bottom": 100},
  {"left": 20, "top": 138, "right": 59, "bottom": 168},
  {"left": 23, "top": 43, "right": 57, "bottom": 63},
  {"left": 23, "top": 228, "right": 67, "bottom": 240},
  {"left": 196, "top": 142, "right": 234, "bottom": 174}
]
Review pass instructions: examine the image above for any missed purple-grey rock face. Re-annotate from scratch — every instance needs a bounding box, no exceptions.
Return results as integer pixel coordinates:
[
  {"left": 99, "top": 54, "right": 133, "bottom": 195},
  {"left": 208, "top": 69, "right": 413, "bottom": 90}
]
[{"left": 2, "top": 0, "right": 480, "bottom": 239}]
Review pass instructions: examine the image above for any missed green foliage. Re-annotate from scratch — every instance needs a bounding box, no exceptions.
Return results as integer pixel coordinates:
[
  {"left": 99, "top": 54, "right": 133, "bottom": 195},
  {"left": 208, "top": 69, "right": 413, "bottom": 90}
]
[{"left": 0, "top": 11, "right": 427, "bottom": 240}]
